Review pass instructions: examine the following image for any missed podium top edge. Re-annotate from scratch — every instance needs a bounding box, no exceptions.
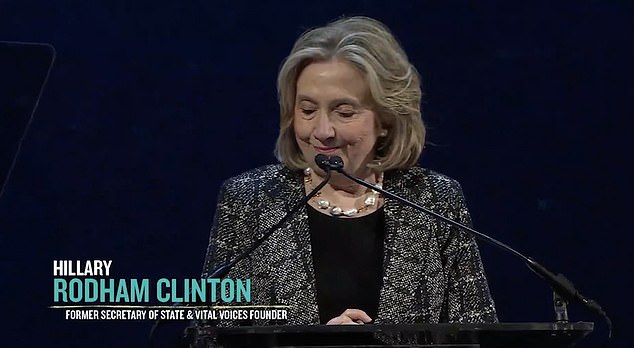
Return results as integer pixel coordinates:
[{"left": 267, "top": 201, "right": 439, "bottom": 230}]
[{"left": 200, "top": 322, "right": 594, "bottom": 335}]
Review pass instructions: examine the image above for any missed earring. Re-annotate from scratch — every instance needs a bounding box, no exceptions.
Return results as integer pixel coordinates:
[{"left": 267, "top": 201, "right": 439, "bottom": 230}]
[{"left": 379, "top": 130, "right": 388, "bottom": 137}]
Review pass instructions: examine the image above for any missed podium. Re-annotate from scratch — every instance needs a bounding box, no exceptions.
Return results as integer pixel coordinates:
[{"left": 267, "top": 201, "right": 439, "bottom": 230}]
[{"left": 189, "top": 322, "right": 593, "bottom": 347}]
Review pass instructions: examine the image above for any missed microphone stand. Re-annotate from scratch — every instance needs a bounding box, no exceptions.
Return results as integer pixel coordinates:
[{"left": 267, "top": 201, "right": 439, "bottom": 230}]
[
  {"left": 148, "top": 155, "right": 333, "bottom": 348},
  {"left": 325, "top": 155, "right": 612, "bottom": 346}
]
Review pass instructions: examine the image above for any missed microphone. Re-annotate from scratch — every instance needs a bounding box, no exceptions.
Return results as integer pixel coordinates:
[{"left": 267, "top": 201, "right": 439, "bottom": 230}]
[
  {"left": 325, "top": 155, "right": 612, "bottom": 342},
  {"left": 314, "top": 154, "right": 331, "bottom": 172},
  {"left": 149, "top": 155, "right": 333, "bottom": 347}
]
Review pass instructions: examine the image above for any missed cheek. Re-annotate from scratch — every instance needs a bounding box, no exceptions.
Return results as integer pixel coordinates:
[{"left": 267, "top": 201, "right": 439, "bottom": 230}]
[
  {"left": 347, "top": 127, "right": 376, "bottom": 147},
  {"left": 293, "top": 119, "right": 311, "bottom": 145},
  {"left": 293, "top": 117, "right": 306, "bottom": 136},
  {"left": 345, "top": 114, "right": 377, "bottom": 148}
]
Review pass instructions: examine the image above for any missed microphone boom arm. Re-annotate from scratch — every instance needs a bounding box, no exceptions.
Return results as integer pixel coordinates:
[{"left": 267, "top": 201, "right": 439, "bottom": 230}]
[
  {"left": 209, "top": 169, "right": 331, "bottom": 278},
  {"left": 328, "top": 158, "right": 611, "bottom": 342},
  {"left": 150, "top": 155, "right": 333, "bottom": 347}
]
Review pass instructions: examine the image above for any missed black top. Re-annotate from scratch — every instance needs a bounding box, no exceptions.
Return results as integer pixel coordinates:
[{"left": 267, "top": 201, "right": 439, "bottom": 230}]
[{"left": 307, "top": 205, "right": 385, "bottom": 324}]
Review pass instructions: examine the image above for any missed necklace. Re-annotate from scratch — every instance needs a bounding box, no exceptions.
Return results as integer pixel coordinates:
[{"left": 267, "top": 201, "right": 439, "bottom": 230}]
[{"left": 304, "top": 167, "right": 383, "bottom": 217}]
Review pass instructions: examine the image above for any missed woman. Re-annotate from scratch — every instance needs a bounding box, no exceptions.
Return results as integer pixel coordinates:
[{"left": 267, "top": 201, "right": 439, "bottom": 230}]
[{"left": 201, "top": 16, "right": 497, "bottom": 327}]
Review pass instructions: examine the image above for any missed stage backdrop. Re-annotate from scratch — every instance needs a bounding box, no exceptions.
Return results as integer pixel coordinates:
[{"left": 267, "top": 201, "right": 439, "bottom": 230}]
[{"left": 1, "top": 1, "right": 632, "bottom": 347}]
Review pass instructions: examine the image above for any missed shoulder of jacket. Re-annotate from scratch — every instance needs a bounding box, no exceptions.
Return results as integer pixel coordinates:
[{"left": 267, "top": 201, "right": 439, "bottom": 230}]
[
  {"left": 393, "top": 166, "right": 462, "bottom": 192},
  {"left": 220, "top": 164, "right": 295, "bottom": 194}
]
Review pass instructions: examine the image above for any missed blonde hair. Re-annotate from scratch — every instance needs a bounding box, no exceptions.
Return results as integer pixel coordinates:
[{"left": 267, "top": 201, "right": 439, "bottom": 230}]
[{"left": 274, "top": 16, "right": 425, "bottom": 171}]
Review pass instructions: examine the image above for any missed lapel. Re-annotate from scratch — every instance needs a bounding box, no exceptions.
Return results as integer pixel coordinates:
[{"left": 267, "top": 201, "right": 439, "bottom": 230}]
[
  {"left": 255, "top": 166, "right": 320, "bottom": 324},
  {"left": 374, "top": 169, "right": 446, "bottom": 324}
]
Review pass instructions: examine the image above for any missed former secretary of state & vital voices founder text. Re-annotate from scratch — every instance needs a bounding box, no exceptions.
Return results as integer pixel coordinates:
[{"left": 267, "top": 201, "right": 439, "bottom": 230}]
[{"left": 200, "top": 16, "right": 497, "bottom": 326}]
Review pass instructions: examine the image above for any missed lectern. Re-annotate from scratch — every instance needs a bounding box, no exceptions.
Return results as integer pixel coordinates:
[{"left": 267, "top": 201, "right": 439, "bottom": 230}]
[{"left": 188, "top": 322, "right": 593, "bottom": 348}]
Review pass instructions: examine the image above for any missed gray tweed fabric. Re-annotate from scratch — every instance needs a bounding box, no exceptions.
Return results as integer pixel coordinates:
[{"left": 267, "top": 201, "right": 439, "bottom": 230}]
[{"left": 200, "top": 164, "right": 497, "bottom": 327}]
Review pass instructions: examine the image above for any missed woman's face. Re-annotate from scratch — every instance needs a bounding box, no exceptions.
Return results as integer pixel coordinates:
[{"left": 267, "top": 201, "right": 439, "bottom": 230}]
[{"left": 293, "top": 60, "right": 381, "bottom": 178}]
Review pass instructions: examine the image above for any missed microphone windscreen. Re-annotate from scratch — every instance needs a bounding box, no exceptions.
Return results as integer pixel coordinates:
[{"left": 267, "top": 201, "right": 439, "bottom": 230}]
[
  {"left": 314, "top": 154, "right": 330, "bottom": 171},
  {"left": 329, "top": 156, "right": 344, "bottom": 170}
]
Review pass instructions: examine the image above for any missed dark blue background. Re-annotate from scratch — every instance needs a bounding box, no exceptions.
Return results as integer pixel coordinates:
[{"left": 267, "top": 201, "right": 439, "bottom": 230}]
[{"left": 1, "top": 1, "right": 632, "bottom": 347}]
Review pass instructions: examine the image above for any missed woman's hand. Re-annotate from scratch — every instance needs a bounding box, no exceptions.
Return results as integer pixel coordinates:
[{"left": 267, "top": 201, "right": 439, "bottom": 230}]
[{"left": 326, "top": 309, "right": 372, "bottom": 325}]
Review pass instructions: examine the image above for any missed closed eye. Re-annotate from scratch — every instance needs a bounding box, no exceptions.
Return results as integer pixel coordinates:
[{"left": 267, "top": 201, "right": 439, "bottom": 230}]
[{"left": 336, "top": 111, "right": 355, "bottom": 118}]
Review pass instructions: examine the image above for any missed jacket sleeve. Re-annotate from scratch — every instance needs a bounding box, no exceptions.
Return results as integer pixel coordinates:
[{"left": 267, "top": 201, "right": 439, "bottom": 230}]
[
  {"left": 199, "top": 180, "right": 256, "bottom": 328},
  {"left": 201, "top": 180, "right": 255, "bottom": 280},
  {"left": 441, "top": 180, "right": 498, "bottom": 323}
]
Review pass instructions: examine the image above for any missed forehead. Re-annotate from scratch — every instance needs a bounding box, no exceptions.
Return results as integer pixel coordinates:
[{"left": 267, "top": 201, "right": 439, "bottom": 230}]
[{"left": 295, "top": 60, "right": 370, "bottom": 102}]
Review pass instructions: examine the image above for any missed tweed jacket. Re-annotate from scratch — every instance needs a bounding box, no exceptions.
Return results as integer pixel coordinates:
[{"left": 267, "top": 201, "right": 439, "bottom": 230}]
[{"left": 201, "top": 164, "right": 497, "bottom": 326}]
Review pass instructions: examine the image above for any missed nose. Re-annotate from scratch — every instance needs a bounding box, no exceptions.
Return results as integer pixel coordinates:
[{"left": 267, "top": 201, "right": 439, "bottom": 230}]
[{"left": 313, "top": 113, "right": 335, "bottom": 142}]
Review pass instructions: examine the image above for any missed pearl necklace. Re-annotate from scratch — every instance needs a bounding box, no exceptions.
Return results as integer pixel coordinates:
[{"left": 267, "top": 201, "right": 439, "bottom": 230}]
[{"left": 304, "top": 167, "right": 383, "bottom": 217}]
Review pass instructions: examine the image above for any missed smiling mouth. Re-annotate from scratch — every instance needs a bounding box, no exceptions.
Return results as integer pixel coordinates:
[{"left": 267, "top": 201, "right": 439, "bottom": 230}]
[{"left": 313, "top": 146, "right": 339, "bottom": 154}]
